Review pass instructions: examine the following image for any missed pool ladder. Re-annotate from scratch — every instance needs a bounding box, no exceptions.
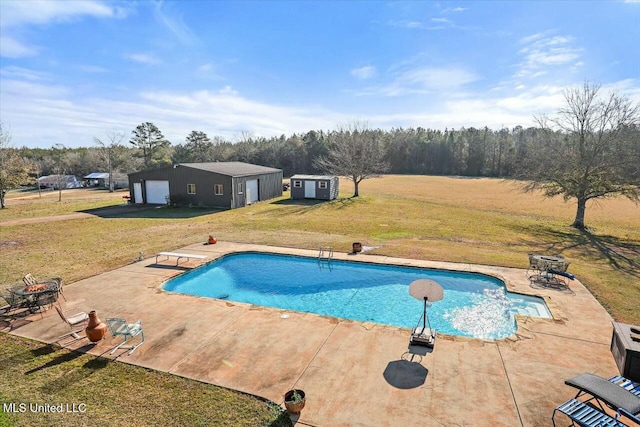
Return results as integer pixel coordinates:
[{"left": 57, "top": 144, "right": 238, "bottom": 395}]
[{"left": 318, "top": 246, "right": 333, "bottom": 262}]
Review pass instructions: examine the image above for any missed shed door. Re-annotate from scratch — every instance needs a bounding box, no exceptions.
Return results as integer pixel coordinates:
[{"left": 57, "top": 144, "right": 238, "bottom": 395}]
[
  {"left": 145, "top": 180, "right": 169, "bottom": 204},
  {"left": 246, "top": 179, "right": 259, "bottom": 204},
  {"left": 133, "top": 183, "right": 143, "bottom": 203},
  {"left": 304, "top": 181, "right": 316, "bottom": 198}
]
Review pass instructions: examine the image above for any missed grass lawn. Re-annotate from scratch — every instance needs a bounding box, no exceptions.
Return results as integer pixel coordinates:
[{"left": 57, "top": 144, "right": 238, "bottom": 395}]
[
  {"left": 0, "top": 175, "right": 638, "bottom": 424},
  {"left": 0, "top": 188, "right": 129, "bottom": 221},
  {"left": 0, "top": 334, "right": 290, "bottom": 427}
]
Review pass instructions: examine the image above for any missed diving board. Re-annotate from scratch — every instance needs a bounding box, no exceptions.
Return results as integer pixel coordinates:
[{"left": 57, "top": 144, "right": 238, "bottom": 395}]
[{"left": 155, "top": 252, "right": 207, "bottom": 266}]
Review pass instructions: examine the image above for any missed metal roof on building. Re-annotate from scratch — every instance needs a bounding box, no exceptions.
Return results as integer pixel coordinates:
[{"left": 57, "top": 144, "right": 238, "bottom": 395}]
[
  {"left": 177, "top": 162, "right": 282, "bottom": 177},
  {"left": 84, "top": 173, "right": 110, "bottom": 179},
  {"left": 290, "top": 174, "right": 337, "bottom": 180}
]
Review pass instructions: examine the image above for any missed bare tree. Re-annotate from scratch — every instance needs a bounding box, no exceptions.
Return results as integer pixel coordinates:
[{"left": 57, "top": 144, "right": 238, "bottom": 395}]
[
  {"left": 95, "top": 130, "right": 125, "bottom": 192},
  {"left": 519, "top": 83, "right": 640, "bottom": 229},
  {"left": 0, "top": 123, "right": 31, "bottom": 208},
  {"left": 314, "top": 122, "right": 389, "bottom": 197},
  {"left": 49, "top": 143, "right": 70, "bottom": 202}
]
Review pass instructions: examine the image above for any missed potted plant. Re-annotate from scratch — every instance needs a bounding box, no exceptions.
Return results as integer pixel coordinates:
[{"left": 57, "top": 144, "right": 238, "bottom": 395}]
[{"left": 283, "top": 389, "right": 305, "bottom": 414}]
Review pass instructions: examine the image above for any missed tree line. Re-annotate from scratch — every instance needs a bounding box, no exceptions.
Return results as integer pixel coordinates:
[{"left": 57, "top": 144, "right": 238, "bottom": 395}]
[
  {"left": 2, "top": 83, "right": 639, "bottom": 229},
  {"left": 6, "top": 121, "right": 639, "bottom": 181},
  {"left": 1, "top": 124, "right": 578, "bottom": 179}
]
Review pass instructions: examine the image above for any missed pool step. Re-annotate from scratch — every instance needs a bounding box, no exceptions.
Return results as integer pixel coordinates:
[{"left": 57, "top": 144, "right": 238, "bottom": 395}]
[{"left": 512, "top": 306, "right": 540, "bottom": 317}]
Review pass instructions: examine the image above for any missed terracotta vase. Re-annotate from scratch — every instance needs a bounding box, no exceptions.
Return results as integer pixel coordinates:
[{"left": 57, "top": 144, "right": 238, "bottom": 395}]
[{"left": 85, "top": 310, "right": 107, "bottom": 342}]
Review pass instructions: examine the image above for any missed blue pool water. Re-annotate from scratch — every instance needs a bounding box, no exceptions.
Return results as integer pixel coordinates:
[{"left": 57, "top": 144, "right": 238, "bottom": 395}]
[{"left": 163, "top": 252, "right": 551, "bottom": 339}]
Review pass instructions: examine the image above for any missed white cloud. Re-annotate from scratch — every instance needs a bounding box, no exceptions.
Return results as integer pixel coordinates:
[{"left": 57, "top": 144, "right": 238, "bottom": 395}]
[
  {"left": 366, "top": 85, "right": 568, "bottom": 131},
  {"left": 519, "top": 32, "right": 547, "bottom": 44},
  {"left": 125, "top": 53, "right": 161, "bottom": 65},
  {"left": 515, "top": 33, "right": 583, "bottom": 78},
  {"left": 389, "top": 20, "right": 424, "bottom": 29},
  {"left": 2, "top": 71, "right": 637, "bottom": 149},
  {"left": 351, "top": 66, "right": 377, "bottom": 80},
  {"left": 77, "top": 65, "right": 109, "bottom": 73},
  {"left": 525, "top": 49, "right": 580, "bottom": 66},
  {"left": 0, "top": 0, "right": 127, "bottom": 58},
  {"left": 218, "top": 86, "right": 238, "bottom": 96},
  {"left": 1, "top": 78, "right": 69, "bottom": 99},
  {"left": 0, "top": 66, "right": 51, "bottom": 81},
  {"left": 441, "top": 7, "right": 468, "bottom": 13},
  {"left": 195, "top": 63, "right": 223, "bottom": 80},
  {"left": 153, "top": 1, "right": 199, "bottom": 45},
  {"left": 0, "top": 79, "right": 345, "bottom": 147},
  {"left": 406, "top": 21, "right": 423, "bottom": 28},
  {"left": 0, "top": 0, "right": 115, "bottom": 28},
  {"left": 492, "top": 86, "right": 565, "bottom": 112},
  {"left": 601, "top": 79, "right": 640, "bottom": 104},
  {"left": 399, "top": 67, "right": 477, "bottom": 89},
  {"left": 388, "top": 16, "right": 470, "bottom": 31},
  {"left": 0, "top": 37, "right": 39, "bottom": 58},
  {"left": 358, "top": 66, "right": 478, "bottom": 96}
]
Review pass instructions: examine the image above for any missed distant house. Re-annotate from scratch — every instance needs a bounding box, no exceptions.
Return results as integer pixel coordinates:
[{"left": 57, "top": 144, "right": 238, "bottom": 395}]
[
  {"left": 84, "top": 173, "right": 129, "bottom": 189},
  {"left": 290, "top": 175, "right": 339, "bottom": 200},
  {"left": 38, "top": 175, "right": 82, "bottom": 190},
  {"left": 127, "top": 162, "right": 283, "bottom": 208}
]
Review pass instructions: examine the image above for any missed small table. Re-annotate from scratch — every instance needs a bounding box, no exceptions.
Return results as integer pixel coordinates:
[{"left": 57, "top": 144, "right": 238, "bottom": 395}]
[
  {"left": 11, "top": 283, "right": 59, "bottom": 313},
  {"left": 531, "top": 254, "right": 566, "bottom": 271},
  {"left": 528, "top": 254, "right": 569, "bottom": 288}
]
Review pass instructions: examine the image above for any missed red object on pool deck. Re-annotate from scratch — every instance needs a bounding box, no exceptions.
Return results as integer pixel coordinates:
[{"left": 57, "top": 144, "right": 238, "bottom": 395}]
[
  {"left": 208, "top": 235, "right": 217, "bottom": 244},
  {"left": 85, "top": 311, "right": 107, "bottom": 342}
]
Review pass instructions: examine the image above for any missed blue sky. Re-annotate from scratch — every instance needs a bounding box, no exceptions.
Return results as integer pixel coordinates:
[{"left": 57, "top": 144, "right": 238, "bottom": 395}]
[{"left": 1, "top": 0, "right": 639, "bottom": 149}]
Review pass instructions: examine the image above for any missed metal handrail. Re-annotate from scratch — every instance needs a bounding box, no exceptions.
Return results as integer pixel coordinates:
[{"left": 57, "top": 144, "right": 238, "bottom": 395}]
[{"left": 318, "top": 246, "right": 333, "bottom": 261}]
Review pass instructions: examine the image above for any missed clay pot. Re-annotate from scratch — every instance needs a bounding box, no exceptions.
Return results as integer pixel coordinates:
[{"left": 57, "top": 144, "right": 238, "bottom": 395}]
[
  {"left": 284, "top": 389, "right": 306, "bottom": 414},
  {"left": 85, "top": 311, "right": 107, "bottom": 342},
  {"left": 352, "top": 242, "right": 363, "bottom": 253},
  {"left": 208, "top": 235, "right": 217, "bottom": 244}
]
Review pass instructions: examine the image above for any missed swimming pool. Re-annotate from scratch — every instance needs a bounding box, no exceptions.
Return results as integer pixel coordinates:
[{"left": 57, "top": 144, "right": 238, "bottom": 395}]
[{"left": 163, "top": 252, "right": 551, "bottom": 339}]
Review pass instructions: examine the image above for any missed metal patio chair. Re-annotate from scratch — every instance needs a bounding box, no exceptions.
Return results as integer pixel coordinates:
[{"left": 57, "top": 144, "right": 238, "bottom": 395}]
[
  {"left": 2, "top": 285, "right": 31, "bottom": 316},
  {"left": 105, "top": 317, "right": 145, "bottom": 355},
  {"left": 54, "top": 306, "right": 89, "bottom": 344}
]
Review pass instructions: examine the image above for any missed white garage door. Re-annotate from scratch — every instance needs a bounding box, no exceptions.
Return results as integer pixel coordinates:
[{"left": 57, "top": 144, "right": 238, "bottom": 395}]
[
  {"left": 145, "top": 180, "right": 169, "bottom": 204},
  {"left": 246, "top": 179, "right": 259, "bottom": 204}
]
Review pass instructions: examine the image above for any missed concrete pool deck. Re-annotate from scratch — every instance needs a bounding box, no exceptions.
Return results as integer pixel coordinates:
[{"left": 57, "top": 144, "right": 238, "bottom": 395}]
[{"left": 3, "top": 241, "right": 620, "bottom": 426}]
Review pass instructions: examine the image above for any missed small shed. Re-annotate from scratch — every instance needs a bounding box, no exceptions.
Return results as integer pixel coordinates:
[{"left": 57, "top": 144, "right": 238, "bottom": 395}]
[
  {"left": 84, "top": 173, "right": 129, "bottom": 189},
  {"left": 37, "top": 175, "right": 82, "bottom": 190},
  {"left": 290, "top": 175, "right": 339, "bottom": 200},
  {"left": 127, "top": 162, "right": 283, "bottom": 208}
]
